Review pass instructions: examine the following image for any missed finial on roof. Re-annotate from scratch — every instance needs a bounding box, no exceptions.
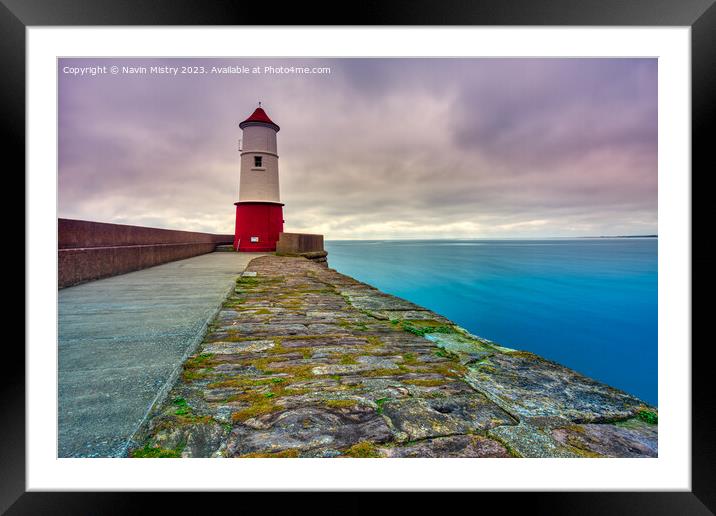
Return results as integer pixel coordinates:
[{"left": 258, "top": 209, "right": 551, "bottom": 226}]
[{"left": 239, "top": 104, "right": 280, "bottom": 132}]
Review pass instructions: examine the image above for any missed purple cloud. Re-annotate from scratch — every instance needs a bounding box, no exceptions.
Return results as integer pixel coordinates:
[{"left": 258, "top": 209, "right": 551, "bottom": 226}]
[{"left": 58, "top": 58, "right": 657, "bottom": 238}]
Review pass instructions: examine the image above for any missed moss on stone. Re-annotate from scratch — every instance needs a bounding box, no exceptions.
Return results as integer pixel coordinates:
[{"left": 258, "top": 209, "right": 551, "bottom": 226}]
[
  {"left": 361, "top": 368, "right": 406, "bottom": 378},
  {"left": 174, "top": 413, "right": 214, "bottom": 426},
  {"left": 343, "top": 441, "right": 380, "bottom": 458},
  {"left": 339, "top": 354, "right": 359, "bottom": 365},
  {"left": 560, "top": 434, "right": 605, "bottom": 458},
  {"left": 265, "top": 339, "right": 288, "bottom": 355},
  {"left": 411, "top": 361, "right": 467, "bottom": 378},
  {"left": 236, "top": 276, "right": 259, "bottom": 288},
  {"left": 486, "top": 433, "right": 523, "bottom": 458},
  {"left": 221, "top": 360, "right": 317, "bottom": 422},
  {"left": 223, "top": 297, "right": 247, "bottom": 308},
  {"left": 505, "top": 350, "right": 541, "bottom": 360},
  {"left": 257, "top": 359, "right": 315, "bottom": 379},
  {"left": 231, "top": 398, "right": 282, "bottom": 422},
  {"left": 402, "top": 378, "right": 450, "bottom": 387},
  {"left": 131, "top": 443, "right": 184, "bottom": 458},
  {"left": 324, "top": 399, "right": 360, "bottom": 409},
  {"left": 402, "top": 352, "right": 418, "bottom": 365},
  {"left": 399, "top": 320, "right": 457, "bottom": 337},
  {"left": 338, "top": 319, "right": 369, "bottom": 332},
  {"left": 240, "top": 449, "right": 300, "bottom": 458},
  {"left": 365, "top": 335, "right": 384, "bottom": 348},
  {"left": 181, "top": 353, "right": 216, "bottom": 381},
  {"left": 185, "top": 353, "right": 214, "bottom": 367}
]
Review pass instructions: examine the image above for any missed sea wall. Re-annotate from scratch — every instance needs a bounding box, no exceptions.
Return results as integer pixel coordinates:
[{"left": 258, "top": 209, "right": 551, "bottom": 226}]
[
  {"left": 131, "top": 255, "right": 658, "bottom": 459},
  {"left": 58, "top": 218, "right": 234, "bottom": 288},
  {"left": 276, "top": 232, "right": 328, "bottom": 265}
]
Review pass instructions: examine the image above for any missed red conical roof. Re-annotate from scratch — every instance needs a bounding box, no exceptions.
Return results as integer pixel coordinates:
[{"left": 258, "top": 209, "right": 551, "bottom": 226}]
[{"left": 239, "top": 107, "right": 280, "bottom": 131}]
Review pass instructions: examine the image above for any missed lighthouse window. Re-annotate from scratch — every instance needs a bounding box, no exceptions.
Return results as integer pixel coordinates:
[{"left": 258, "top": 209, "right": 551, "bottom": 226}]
[{"left": 254, "top": 156, "right": 263, "bottom": 168}]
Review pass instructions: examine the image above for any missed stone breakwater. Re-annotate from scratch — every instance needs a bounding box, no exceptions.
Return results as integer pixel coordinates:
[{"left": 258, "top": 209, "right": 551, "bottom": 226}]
[{"left": 131, "top": 255, "right": 658, "bottom": 458}]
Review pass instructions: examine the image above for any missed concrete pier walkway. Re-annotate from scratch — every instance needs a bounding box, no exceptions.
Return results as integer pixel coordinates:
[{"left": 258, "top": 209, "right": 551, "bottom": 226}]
[{"left": 58, "top": 252, "right": 265, "bottom": 457}]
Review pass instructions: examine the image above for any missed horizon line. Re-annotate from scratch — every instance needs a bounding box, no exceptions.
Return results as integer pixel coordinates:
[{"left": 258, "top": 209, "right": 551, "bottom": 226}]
[{"left": 323, "top": 235, "right": 658, "bottom": 241}]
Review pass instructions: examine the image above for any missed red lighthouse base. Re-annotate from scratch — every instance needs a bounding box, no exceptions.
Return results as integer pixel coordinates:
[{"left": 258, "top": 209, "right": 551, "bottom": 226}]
[{"left": 233, "top": 202, "right": 284, "bottom": 252}]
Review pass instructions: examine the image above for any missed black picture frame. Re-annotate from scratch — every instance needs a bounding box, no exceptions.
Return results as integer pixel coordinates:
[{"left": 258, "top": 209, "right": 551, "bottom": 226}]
[{"left": 7, "top": 0, "right": 712, "bottom": 513}]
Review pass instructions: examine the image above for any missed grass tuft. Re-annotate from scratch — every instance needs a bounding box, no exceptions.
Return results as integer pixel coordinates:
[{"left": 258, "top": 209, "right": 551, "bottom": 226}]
[
  {"left": 374, "top": 397, "right": 390, "bottom": 415},
  {"left": 637, "top": 409, "right": 658, "bottom": 425}
]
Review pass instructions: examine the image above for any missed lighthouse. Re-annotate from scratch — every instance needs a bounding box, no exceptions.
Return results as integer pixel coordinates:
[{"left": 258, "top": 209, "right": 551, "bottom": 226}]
[{"left": 233, "top": 104, "right": 284, "bottom": 252}]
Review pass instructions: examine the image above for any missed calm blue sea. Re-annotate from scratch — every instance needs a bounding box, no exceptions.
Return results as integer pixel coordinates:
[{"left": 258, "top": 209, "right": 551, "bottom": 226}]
[{"left": 325, "top": 239, "right": 657, "bottom": 405}]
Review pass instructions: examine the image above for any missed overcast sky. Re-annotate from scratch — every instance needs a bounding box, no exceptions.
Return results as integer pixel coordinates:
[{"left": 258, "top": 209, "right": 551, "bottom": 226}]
[{"left": 58, "top": 58, "right": 657, "bottom": 239}]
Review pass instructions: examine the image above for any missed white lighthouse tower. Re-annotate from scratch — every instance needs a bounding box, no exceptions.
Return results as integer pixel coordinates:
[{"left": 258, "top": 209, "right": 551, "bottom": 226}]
[{"left": 233, "top": 104, "right": 284, "bottom": 251}]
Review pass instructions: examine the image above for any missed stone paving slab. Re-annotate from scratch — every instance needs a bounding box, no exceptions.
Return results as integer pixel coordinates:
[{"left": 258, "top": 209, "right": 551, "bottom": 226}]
[
  {"left": 58, "top": 252, "right": 265, "bottom": 457},
  {"left": 132, "top": 256, "right": 658, "bottom": 458}
]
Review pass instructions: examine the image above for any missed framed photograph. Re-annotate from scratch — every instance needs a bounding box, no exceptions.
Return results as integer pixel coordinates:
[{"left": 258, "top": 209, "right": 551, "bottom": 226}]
[{"left": 9, "top": 0, "right": 712, "bottom": 513}]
